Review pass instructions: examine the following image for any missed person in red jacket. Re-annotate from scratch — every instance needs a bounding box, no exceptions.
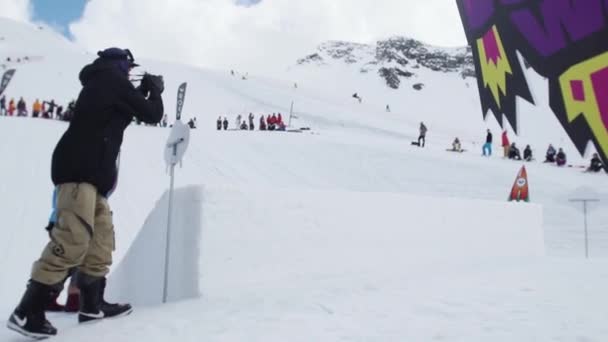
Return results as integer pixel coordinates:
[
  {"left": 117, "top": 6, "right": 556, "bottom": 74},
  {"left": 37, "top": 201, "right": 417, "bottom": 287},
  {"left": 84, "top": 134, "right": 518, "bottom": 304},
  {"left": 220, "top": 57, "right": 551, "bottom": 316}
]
[
  {"left": 277, "top": 113, "right": 283, "bottom": 125},
  {"left": 501, "top": 130, "right": 510, "bottom": 158},
  {"left": 267, "top": 113, "right": 276, "bottom": 130}
]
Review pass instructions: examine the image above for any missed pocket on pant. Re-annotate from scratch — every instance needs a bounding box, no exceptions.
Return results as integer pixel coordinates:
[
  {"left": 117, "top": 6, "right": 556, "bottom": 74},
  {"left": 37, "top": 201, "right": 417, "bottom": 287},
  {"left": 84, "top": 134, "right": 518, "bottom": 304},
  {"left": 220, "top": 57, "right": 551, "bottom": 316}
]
[{"left": 51, "top": 210, "right": 90, "bottom": 260}]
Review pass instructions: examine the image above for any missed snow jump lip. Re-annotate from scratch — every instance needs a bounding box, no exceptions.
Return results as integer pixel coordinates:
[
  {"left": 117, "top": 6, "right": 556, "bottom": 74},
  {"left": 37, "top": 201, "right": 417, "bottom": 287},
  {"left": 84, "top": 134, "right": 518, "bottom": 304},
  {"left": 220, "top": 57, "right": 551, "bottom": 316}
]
[{"left": 106, "top": 186, "right": 203, "bottom": 306}]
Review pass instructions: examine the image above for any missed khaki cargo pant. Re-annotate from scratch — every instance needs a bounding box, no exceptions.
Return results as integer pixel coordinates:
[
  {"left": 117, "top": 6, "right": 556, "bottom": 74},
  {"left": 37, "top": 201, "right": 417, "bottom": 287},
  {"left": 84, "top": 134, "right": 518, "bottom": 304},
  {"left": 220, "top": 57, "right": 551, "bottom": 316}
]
[{"left": 31, "top": 183, "right": 115, "bottom": 286}]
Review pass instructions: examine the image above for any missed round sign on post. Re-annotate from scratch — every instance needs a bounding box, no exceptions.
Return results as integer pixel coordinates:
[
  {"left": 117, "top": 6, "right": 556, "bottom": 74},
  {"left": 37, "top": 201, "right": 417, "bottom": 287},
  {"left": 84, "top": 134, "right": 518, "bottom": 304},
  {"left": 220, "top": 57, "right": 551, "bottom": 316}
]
[
  {"left": 164, "top": 120, "right": 190, "bottom": 167},
  {"left": 162, "top": 82, "right": 190, "bottom": 304}
]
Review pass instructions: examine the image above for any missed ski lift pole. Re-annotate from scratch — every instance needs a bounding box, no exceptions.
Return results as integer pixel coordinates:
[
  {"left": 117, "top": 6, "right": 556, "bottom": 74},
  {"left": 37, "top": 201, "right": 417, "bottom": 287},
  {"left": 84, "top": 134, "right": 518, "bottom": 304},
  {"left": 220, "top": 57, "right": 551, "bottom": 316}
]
[{"left": 288, "top": 101, "right": 294, "bottom": 127}]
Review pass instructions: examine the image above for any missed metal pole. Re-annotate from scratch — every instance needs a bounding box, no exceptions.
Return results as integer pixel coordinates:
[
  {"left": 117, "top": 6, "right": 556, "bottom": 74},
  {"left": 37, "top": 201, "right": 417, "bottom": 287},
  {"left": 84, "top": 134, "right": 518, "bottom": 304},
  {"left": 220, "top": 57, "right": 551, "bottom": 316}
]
[
  {"left": 568, "top": 198, "right": 599, "bottom": 259},
  {"left": 163, "top": 163, "right": 175, "bottom": 303},
  {"left": 163, "top": 138, "right": 183, "bottom": 303},
  {"left": 584, "top": 201, "right": 589, "bottom": 259},
  {"left": 288, "top": 101, "right": 294, "bottom": 127}
]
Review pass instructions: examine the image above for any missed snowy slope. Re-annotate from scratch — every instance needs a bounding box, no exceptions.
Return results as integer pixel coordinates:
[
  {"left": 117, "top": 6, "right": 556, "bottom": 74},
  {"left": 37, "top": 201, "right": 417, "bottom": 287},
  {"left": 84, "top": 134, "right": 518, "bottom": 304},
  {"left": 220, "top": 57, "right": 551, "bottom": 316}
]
[{"left": 1, "top": 17, "right": 608, "bottom": 342}]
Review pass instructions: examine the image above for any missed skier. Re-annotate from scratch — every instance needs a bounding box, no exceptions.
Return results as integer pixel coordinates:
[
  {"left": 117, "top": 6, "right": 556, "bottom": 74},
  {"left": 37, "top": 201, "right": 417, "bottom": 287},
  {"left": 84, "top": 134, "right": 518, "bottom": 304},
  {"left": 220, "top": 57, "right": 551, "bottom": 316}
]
[
  {"left": 6, "top": 47, "right": 164, "bottom": 339},
  {"left": 417, "top": 122, "right": 427, "bottom": 147},
  {"left": 482, "top": 129, "right": 493, "bottom": 156}
]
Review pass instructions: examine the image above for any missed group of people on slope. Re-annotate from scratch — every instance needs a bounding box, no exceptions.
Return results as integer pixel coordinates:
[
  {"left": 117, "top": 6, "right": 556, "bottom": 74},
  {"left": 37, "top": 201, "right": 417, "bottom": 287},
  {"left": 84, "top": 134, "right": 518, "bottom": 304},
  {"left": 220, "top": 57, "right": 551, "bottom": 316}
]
[
  {"left": 0, "top": 95, "right": 75, "bottom": 121},
  {"left": 217, "top": 112, "right": 287, "bottom": 131},
  {"left": 482, "top": 129, "right": 604, "bottom": 172}
]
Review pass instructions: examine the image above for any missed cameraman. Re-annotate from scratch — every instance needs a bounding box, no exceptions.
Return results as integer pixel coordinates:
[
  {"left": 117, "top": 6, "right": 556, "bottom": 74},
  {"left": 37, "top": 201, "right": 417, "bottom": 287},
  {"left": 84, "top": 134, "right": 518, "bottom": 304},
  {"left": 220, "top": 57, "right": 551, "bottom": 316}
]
[{"left": 7, "top": 48, "right": 164, "bottom": 338}]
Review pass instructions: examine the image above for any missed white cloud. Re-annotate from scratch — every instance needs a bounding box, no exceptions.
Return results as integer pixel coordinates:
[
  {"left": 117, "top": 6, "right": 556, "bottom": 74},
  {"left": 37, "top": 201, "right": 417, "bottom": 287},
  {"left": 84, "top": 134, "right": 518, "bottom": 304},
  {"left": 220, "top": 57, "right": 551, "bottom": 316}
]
[
  {"left": 69, "top": 0, "right": 466, "bottom": 75},
  {"left": 0, "top": 0, "right": 32, "bottom": 22}
]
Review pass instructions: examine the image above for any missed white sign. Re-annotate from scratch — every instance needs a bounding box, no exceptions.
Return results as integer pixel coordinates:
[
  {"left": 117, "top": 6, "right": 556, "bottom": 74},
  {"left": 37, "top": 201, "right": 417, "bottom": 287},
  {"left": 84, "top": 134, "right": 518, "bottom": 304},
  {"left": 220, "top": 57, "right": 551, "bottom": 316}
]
[{"left": 164, "top": 120, "right": 190, "bottom": 167}]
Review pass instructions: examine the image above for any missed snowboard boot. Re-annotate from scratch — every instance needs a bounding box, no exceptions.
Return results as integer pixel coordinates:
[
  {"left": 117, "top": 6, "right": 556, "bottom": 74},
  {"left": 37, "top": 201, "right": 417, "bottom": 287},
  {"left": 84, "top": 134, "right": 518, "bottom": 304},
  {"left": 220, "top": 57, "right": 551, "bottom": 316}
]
[
  {"left": 99, "top": 277, "right": 132, "bottom": 318},
  {"left": 7, "top": 280, "right": 58, "bottom": 339},
  {"left": 64, "top": 292, "right": 79, "bottom": 313},
  {"left": 78, "top": 276, "right": 132, "bottom": 323},
  {"left": 45, "top": 292, "right": 65, "bottom": 312}
]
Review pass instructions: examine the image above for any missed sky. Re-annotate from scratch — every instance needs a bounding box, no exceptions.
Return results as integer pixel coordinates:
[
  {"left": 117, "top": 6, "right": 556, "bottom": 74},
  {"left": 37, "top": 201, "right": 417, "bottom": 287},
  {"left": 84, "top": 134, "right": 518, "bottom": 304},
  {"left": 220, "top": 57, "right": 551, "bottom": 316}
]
[
  {"left": 31, "top": 0, "right": 87, "bottom": 36},
  {"left": 0, "top": 0, "right": 467, "bottom": 75}
]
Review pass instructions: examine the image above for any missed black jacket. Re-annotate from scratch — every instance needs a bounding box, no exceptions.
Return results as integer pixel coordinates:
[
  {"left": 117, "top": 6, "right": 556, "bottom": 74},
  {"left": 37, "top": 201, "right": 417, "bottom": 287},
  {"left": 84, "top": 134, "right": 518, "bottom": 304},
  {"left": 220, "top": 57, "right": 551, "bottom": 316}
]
[
  {"left": 51, "top": 59, "right": 163, "bottom": 196},
  {"left": 486, "top": 132, "right": 492, "bottom": 143},
  {"left": 523, "top": 147, "right": 532, "bottom": 160}
]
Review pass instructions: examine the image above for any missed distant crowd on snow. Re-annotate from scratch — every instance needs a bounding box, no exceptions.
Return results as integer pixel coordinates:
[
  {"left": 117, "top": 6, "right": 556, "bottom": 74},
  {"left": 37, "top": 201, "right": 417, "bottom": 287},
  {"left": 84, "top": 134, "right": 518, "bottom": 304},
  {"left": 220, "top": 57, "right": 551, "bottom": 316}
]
[
  {"left": 0, "top": 93, "right": 180, "bottom": 128},
  {"left": 0, "top": 95, "right": 75, "bottom": 121},
  {"left": 216, "top": 112, "right": 288, "bottom": 131}
]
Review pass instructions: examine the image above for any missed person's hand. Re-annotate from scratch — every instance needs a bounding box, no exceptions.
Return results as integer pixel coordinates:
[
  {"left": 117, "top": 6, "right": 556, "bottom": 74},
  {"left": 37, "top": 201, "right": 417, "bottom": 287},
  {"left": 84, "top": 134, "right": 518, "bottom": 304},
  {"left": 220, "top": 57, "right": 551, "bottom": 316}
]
[
  {"left": 143, "top": 73, "right": 164, "bottom": 95},
  {"left": 135, "top": 83, "right": 149, "bottom": 97}
]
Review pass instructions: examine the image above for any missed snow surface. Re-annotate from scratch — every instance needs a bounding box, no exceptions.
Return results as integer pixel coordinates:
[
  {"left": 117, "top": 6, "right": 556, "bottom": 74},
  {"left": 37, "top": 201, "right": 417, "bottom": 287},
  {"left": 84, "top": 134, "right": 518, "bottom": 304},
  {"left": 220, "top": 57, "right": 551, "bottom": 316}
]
[{"left": 1, "top": 17, "right": 608, "bottom": 341}]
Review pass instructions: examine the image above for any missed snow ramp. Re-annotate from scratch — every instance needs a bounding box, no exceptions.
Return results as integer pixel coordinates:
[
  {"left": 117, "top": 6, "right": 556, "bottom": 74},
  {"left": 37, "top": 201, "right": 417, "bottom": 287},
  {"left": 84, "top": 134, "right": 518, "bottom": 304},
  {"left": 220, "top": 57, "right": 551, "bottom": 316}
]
[
  {"left": 106, "top": 186, "right": 204, "bottom": 306},
  {"left": 107, "top": 185, "right": 542, "bottom": 307}
]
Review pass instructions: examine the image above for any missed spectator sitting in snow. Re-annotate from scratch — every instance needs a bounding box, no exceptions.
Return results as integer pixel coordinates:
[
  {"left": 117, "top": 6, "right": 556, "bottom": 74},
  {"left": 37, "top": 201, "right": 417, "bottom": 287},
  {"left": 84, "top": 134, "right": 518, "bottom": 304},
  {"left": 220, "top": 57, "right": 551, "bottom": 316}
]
[
  {"left": 523, "top": 145, "right": 533, "bottom": 161},
  {"left": 508, "top": 143, "right": 522, "bottom": 160},
  {"left": 259, "top": 115, "right": 267, "bottom": 131},
  {"left": 267, "top": 114, "right": 276, "bottom": 131},
  {"left": 544, "top": 144, "right": 556, "bottom": 163},
  {"left": 587, "top": 153, "right": 604, "bottom": 172},
  {"left": 556, "top": 148, "right": 567, "bottom": 166},
  {"left": 240, "top": 120, "right": 248, "bottom": 130},
  {"left": 450, "top": 137, "right": 462, "bottom": 152},
  {"left": 277, "top": 121, "right": 286, "bottom": 131}
]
